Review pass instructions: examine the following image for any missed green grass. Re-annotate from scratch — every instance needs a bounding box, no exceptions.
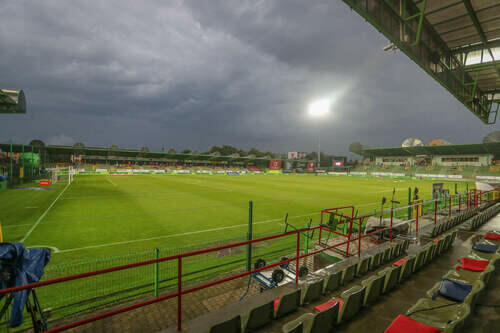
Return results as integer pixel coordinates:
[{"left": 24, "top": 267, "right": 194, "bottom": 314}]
[{"left": 0, "top": 174, "right": 473, "bottom": 323}]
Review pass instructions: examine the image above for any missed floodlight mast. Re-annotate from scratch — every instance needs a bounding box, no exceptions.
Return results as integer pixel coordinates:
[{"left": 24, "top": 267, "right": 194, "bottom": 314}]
[{"left": 308, "top": 99, "right": 331, "bottom": 169}]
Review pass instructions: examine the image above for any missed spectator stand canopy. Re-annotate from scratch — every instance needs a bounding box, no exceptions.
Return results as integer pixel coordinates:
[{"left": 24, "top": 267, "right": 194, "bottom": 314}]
[
  {"left": 0, "top": 143, "right": 306, "bottom": 167},
  {"left": 343, "top": 0, "right": 500, "bottom": 124},
  {"left": 358, "top": 142, "right": 500, "bottom": 159}
]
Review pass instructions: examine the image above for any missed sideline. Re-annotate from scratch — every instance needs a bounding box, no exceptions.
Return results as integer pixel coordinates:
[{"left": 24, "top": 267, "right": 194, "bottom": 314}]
[{"left": 21, "top": 182, "right": 71, "bottom": 242}]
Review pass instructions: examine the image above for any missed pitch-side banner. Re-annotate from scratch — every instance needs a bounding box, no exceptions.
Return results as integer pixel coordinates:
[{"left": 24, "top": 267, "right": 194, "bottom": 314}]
[
  {"left": 269, "top": 160, "right": 282, "bottom": 170},
  {"left": 306, "top": 162, "right": 315, "bottom": 173}
]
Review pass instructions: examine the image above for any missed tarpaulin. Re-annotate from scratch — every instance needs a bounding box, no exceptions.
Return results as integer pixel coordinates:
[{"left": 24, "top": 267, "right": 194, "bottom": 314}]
[
  {"left": 473, "top": 243, "right": 499, "bottom": 253},
  {"left": 456, "top": 257, "right": 489, "bottom": 272},
  {"left": 384, "top": 315, "right": 441, "bottom": 333},
  {"left": 432, "top": 278, "right": 472, "bottom": 302},
  {"left": 0, "top": 243, "right": 50, "bottom": 327}
]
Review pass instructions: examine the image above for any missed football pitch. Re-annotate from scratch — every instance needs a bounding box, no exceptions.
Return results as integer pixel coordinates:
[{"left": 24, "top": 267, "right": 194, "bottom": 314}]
[{"left": 1, "top": 174, "right": 471, "bottom": 267}]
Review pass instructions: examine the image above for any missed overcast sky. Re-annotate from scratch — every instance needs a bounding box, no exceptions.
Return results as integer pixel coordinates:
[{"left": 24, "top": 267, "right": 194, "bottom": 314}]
[{"left": 0, "top": 0, "right": 498, "bottom": 156}]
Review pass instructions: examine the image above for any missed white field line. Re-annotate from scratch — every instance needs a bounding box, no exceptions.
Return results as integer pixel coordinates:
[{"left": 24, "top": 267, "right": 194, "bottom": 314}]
[
  {"left": 20, "top": 182, "right": 71, "bottom": 242},
  {"left": 167, "top": 177, "right": 233, "bottom": 192},
  {"left": 27, "top": 245, "right": 61, "bottom": 253},
  {"left": 4, "top": 223, "right": 34, "bottom": 228},
  {"left": 106, "top": 177, "right": 118, "bottom": 187},
  {"left": 61, "top": 189, "right": 231, "bottom": 200},
  {"left": 55, "top": 212, "right": 320, "bottom": 254},
  {"left": 52, "top": 202, "right": 384, "bottom": 254},
  {"left": 367, "top": 188, "right": 408, "bottom": 194}
]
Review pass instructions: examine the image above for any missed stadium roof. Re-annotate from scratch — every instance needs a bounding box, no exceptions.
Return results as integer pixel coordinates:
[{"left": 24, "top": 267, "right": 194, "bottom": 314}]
[
  {"left": 343, "top": 0, "right": 500, "bottom": 124},
  {"left": 0, "top": 143, "right": 300, "bottom": 163},
  {"left": 360, "top": 142, "right": 500, "bottom": 158}
]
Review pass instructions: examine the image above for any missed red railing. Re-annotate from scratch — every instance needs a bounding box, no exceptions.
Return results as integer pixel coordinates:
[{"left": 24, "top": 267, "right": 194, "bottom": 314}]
[{"left": 0, "top": 191, "right": 498, "bottom": 332}]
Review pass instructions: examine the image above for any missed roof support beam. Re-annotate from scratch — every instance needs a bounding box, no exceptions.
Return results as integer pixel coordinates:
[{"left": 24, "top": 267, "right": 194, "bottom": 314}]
[
  {"left": 342, "top": 0, "right": 494, "bottom": 124},
  {"left": 462, "top": 0, "right": 500, "bottom": 78},
  {"left": 452, "top": 39, "right": 500, "bottom": 54},
  {"left": 464, "top": 60, "right": 500, "bottom": 72}
]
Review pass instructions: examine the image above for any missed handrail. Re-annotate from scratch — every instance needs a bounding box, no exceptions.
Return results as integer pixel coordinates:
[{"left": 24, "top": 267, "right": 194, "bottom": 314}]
[{"left": 1, "top": 191, "right": 497, "bottom": 332}]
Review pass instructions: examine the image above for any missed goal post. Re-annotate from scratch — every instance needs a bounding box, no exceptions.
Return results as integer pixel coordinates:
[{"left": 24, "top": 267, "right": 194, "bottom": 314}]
[{"left": 48, "top": 166, "right": 74, "bottom": 185}]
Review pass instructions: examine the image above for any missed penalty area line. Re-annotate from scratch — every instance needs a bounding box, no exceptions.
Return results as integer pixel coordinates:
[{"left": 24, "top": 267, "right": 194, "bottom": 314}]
[{"left": 20, "top": 182, "right": 71, "bottom": 243}]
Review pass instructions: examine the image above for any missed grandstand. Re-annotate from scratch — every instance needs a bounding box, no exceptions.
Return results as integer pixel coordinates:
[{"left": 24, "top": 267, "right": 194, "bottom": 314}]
[{"left": 351, "top": 139, "right": 500, "bottom": 179}]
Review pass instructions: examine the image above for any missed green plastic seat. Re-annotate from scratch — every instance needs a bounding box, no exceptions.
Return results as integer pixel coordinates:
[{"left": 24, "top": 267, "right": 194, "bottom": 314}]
[
  {"left": 412, "top": 249, "right": 426, "bottom": 272},
  {"left": 393, "top": 242, "right": 403, "bottom": 258},
  {"left": 356, "top": 256, "right": 370, "bottom": 277},
  {"left": 399, "top": 255, "right": 416, "bottom": 282},
  {"left": 406, "top": 299, "right": 470, "bottom": 333},
  {"left": 310, "top": 302, "right": 339, "bottom": 333},
  {"left": 427, "top": 242, "right": 437, "bottom": 262},
  {"left": 382, "top": 247, "right": 392, "bottom": 263},
  {"left": 275, "top": 289, "right": 301, "bottom": 319},
  {"left": 282, "top": 320, "right": 303, "bottom": 333},
  {"left": 423, "top": 225, "right": 436, "bottom": 238},
  {"left": 378, "top": 265, "right": 401, "bottom": 294},
  {"left": 282, "top": 302, "right": 339, "bottom": 333},
  {"left": 419, "top": 245, "right": 432, "bottom": 267},
  {"left": 449, "top": 231, "right": 457, "bottom": 248},
  {"left": 301, "top": 279, "right": 324, "bottom": 305},
  {"left": 323, "top": 270, "right": 342, "bottom": 294},
  {"left": 341, "top": 263, "right": 357, "bottom": 285},
  {"left": 443, "top": 264, "right": 495, "bottom": 286},
  {"left": 442, "top": 234, "right": 452, "bottom": 252},
  {"left": 209, "top": 315, "right": 241, "bottom": 333},
  {"left": 369, "top": 251, "right": 383, "bottom": 270},
  {"left": 361, "top": 274, "right": 384, "bottom": 306},
  {"left": 436, "top": 238, "right": 446, "bottom": 256},
  {"left": 336, "top": 285, "right": 366, "bottom": 325},
  {"left": 241, "top": 300, "right": 274, "bottom": 332},
  {"left": 402, "top": 239, "right": 410, "bottom": 253}
]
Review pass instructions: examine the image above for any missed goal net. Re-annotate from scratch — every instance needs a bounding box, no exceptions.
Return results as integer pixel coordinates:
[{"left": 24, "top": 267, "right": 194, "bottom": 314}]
[{"left": 49, "top": 166, "right": 74, "bottom": 185}]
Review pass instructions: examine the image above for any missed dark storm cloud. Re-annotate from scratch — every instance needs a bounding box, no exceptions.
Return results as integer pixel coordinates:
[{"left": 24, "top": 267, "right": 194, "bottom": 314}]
[{"left": 0, "top": 0, "right": 497, "bottom": 155}]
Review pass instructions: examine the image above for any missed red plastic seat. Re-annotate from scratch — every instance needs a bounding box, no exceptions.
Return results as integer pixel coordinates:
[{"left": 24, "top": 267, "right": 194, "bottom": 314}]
[
  {"left": 433, "top": 237, "right": 443, "bottom": 243},
  {"left": 314, "top": 299, "right": 343, "bottom": 312},
  {"left": 393, "top": 258, "right": 407, "bottom": 267},
  {"left": 385, "top": 315, "right": 441, "bottom": 333}
]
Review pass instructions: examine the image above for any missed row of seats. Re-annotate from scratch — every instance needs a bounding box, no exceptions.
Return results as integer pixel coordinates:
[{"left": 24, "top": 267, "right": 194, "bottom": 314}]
[
  {"left": 280, "top": 234, "right": 459, "bottom": 333},
  {"left": 386, "top": 225, "right": 500, "bottom": 332},
  {"left": 423, "top": 207, "right": 481, "bottom": 239},
  {"left": 206, "top": 239, "right": 410, "bottom": 333},
  {"left": 459, "top": 203, "right": 500, "bottom": 232}
]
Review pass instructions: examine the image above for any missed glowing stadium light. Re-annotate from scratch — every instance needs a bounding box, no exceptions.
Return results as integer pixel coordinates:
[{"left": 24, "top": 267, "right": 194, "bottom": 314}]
[
  {"left": 307, "top": 98, "right": 331, "bottom": 170},
  {"left": 308, "top": 98, "right": 331, "bottom": 117}
]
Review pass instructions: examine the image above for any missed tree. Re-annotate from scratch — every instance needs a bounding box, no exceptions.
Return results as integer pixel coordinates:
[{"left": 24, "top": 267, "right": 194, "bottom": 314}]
[
  {"left": 109, "top": 144, "right": 119, "bottom": 151},
  {"left": 192, "top": 150, "right": 200, "bottom": 155},
  {"left": 29, "top": 139, "right": 45, "bottom": 147},
  {"left": 248, "top": 147, "right": 265, "bottom": 157},
  {"left": 182, "top": 149, "right": 191, "bottom": 154},
  {"left": 167, "top": 148, "right": 176, "bottom": 154},
  {"left": 140, "top": 146, "right": 150, "bottom": 153},
  {"left": 349, "top": 142, "right": 365, "bottom": 155},
  {"left": 73, "top": 142, "right": 85, "bottom": 148}
]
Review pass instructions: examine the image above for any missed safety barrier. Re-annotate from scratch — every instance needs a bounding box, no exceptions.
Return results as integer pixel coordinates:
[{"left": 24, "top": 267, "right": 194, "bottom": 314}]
[{"left": 0, "top": 191, "right": 498, "bottom": 332}]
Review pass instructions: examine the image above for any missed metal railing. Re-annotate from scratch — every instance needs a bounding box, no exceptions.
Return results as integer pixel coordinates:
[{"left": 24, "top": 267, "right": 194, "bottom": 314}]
[{"left": 0, "top": 190, "right": 497, "bottom": 332}]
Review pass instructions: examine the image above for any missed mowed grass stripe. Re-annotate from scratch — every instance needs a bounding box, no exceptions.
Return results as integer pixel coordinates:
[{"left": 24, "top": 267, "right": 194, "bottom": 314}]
[{"left": 3, "top": 175, "right": 471, "bottom": 265}]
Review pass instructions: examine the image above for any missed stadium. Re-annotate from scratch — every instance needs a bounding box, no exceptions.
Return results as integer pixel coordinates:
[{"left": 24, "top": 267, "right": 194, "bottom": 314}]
[{"left": 0, "top": 1, "right": 500, "bottom": 333}]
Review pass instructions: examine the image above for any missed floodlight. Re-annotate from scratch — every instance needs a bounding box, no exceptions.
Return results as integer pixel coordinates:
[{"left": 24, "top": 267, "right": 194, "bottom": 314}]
[{"left": 308, "top": 98, "right": 331, "bottom": 117}]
